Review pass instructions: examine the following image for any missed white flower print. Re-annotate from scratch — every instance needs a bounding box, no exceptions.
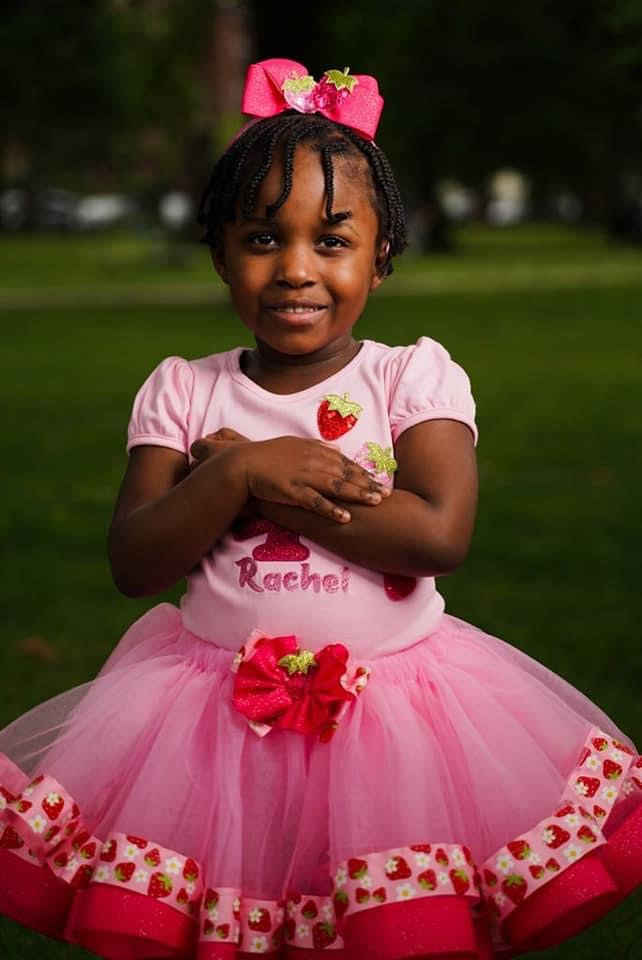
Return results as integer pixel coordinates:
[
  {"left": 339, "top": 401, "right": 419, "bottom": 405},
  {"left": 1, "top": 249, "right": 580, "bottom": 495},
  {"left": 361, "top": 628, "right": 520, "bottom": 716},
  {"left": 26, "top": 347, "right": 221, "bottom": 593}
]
[
  {"left": 23, "top": 786, "right": 34, "bottom": 797},
  {"left": 414, "top": 852, "right": 431, "bottom": 868},
  {"left": 66, "top": 857, "right": 79, "bottom": 873},
  {"left": 249, "top": 908, "right": 263, "bottom": 923},
  {"left": 94, "top": 866, "right": 110, "bottom": 882},
  {"left": 124, "top": 844, "right": 140, "bottom": 861},
  {"left": 385, "top": 857, "right": 399, "bottom": 873},
  {"left": 45, "top": 792, "right": 61, "bottom": 805},
  {"left": 451, "top": 848, "right": 466, "bottom": 867},
  {"left": 164, "top": 857, "right": 181, "bottom": 875},
  {"left": 360, "top": 875, "right": 373, "bottom": 889},
  {"left": 610, "top": 749, "right": 624, "bottom": 763},
  {"left": 564, "top": 845, "right": 581, "bottom": 862},
  {"left": 528, "top": 852, "right": 541, "bottom": 865},
  {"left": 495, "top": 853, "right": 514, "bottom": 875},
  {"left": 564, "top": 814, "right": 580, "bottom": 826},
  {"left": 297, "top": 924, "right": 309, "bottom": 938},
  {"left": 395, "top": 883, "right": 416, "bottom": 900},
  {"left": 437, "top": 872, "right": 449, "bottom": 886},
  {"left": 101, "top": 841, "right": 115, "bottom": 855},
  {"left": 541, "top": 828, "right": 555, "bottom": 845},
  {"left": 233, "top": 896, "right": 241, "bottom": 913},
  {"left": 251, "top": 935, "right": 268, "bottom": 952},
  {"left": 208, "top": 906, "right": 219, "bottom": 921},
  {"left": 287, "top": 901, "right": 297, "bottom": 917},
  {"left": 322, "top": 902, "right": 334, "bottom": 920},
  {"left": 185, "top": 880, "right": 195, "bottom": 895},
  {"left": 334, "top": 866, "right": 347, "bottom": 888},
  {"left": 574, "top": 781, "right": 589, "bottom": 797},
  {"left": 275, "top": 907, "right": 285, "bottom": 924},
  {"left": 600, "top": 786, "right": 618, "bottom": 804},
  {"left": 134, "top": 869, "right": 149, "bottom": 884},
  {"left": 28, "top": 815, "right": 46, "bottom": 834},
  {"left": 585, "top": 755, "right": 600, "bottom": 771},
  {"left": 622, "top": 780, "right": 635, "bottom": 796},
  {"left": 495, "top": 892, "right": 507, "bottom": 907}
]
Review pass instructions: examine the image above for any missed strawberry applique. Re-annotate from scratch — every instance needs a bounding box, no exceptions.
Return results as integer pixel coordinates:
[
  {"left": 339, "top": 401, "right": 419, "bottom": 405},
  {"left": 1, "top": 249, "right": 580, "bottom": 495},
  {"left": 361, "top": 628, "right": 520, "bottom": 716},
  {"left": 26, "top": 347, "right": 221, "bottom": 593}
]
[
  {"left": 418, "top": 868, "right": 437, "bottom": 891},
  {"left": 372, "top": 886, "right": 387, "bottom": 903},
  {"left": 183, "top": 857, "right": 199, "bottom": 881},
  {"left": 0, "top": 826, "right": 24, "bottom": 850},
  {"left": 232, "top": 515, "right": 310, "bottom": 561},
  {"left": 333, "top": 890, "right": 349, "bottom": 918},
  {"left": 410, "top": 843, "right": 431, "bottom": 853},
  {"left": 592, "top": 736, "right": 608, "bottom": 752},
  {"left": 603, "top": 759, "right": 623, "bottom": 780},
  {"left": 450, "top": 869, "right": 470, "bottom": 895},
  {"left": 545, "top": 858, "right": 560, "bottom": 872},
  {"left": 312, "top": 922, "right": 337, "bottom": 949},
  {"left": 41, "top": 793, "right": 64, "bottom": 820},
  {"left": 347, "top": 857, "right": 368, "bottom": 880},
  {"left": 507, "top": 840, "right": 531, "bottom": 861},
  {"left": 148, "top": 872, "right": 173, "bottom": 898},
  {"left": 355, "top": 887, "right": 370, "bottom": 904},
  {"left": 100, "top": 839, "right": 117, "bottom": 862},
  {"left": 317, "top": 393, "right": 362, "bottom": 440},
  {"left": 501, "top": 873, "right": 527, "bottom": 905},
  {"left": 384, "top": 856, "right": 411, "bottom": 880},
  {"left": 216, "top": 923, "right": 230, "bottom": 939},
  {"left": 248, "top": 907, "right": 271, "bottom": 932},
  {"left": 301, "top": 900, "right": 318, "bottom": 919},
  {"left": 79, "top": 841, "right": 97, "bottom": 860},
  {"left": 144, "top": 848, "right": 161, "bottom": 867},
  {"left": 577, "top": 825, "right": 597, "bottom": 844},
  {"left": 204, "top": 889, "right": 219, "bottom": 912},
  {"left": 543, "top": 824, "right": 571, "bottom": 849},
  {"left": 383, "top": 573, "right": 417, "bottom": 602},
  {"left": 435, "top": 848, "right": 449, "bottom": 867},
  {"left": 114, "top": 862, "right": 136, "bottom": 883},
  {"left": 70, "top": 865, "right": 93, "bottom": 889},
  {"left": 575, "top": 776, "right": 600, "bottom": 798},
  {"left": 529, "top": 865, "right": 545, "bottom": 879},
  {"left": 483, "top": 869, "right": 498, "bottom": 887},
  {"left": 176, "top": 888, "right": 189, "bottom": 906},
  {"left": 126, "top": 834, "right": 148, "bottom": 849}
]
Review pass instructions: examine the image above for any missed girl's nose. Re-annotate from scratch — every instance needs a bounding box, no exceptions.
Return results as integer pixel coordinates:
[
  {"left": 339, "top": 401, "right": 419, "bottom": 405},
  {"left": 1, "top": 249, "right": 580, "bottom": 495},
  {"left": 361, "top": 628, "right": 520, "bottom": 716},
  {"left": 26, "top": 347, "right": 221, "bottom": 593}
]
[{"left": 274, "top": 243, "right": 317, "bottom": 288}]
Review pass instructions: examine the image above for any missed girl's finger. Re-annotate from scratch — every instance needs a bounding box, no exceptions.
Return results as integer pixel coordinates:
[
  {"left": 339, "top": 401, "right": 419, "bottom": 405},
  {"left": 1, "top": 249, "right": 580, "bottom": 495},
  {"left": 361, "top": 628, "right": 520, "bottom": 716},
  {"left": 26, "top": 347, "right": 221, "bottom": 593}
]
[
  {"left": 326, "top": 476, "right": 383, "bottom": 504},
  {"left": 301, "top": 488, "right": 351, "bottom": 523}
]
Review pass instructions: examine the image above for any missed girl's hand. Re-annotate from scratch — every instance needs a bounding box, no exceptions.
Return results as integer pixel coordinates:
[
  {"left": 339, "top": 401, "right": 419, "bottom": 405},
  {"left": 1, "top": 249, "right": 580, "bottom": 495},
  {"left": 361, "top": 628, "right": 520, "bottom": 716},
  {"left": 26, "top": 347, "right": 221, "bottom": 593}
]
[
  {"left": 243, "top": 436, "right": 390, "bottom": 523},
  {"left": 190, "top": 428, "right": 249, "bottom": 469}
]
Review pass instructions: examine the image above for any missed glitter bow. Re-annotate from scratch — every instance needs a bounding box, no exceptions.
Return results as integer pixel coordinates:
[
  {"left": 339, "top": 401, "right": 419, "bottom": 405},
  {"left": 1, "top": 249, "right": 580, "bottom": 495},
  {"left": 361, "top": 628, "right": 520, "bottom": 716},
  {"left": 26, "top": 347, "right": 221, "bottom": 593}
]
[
  {"left": 241, "top": 58, "right": 384, "bottom": 141},
  {"left": 231, "top": 630, "right": 371, "bottom": 740}
]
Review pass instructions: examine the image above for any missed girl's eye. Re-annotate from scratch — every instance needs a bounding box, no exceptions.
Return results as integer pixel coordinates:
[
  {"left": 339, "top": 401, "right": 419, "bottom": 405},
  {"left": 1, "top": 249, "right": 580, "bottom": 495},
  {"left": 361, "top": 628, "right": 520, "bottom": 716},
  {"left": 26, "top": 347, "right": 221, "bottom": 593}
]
[
  {"left": 319, "top": 236, "right": 348, "bottom": 249},
  {"left": 248, "top": 232, "right": 278, "bottom": 247}
]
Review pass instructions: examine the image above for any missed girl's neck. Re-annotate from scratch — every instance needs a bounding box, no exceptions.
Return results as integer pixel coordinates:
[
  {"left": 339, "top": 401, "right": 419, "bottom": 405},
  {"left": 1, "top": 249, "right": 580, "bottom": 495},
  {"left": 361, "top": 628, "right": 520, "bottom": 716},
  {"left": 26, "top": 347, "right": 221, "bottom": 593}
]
[{"left": 240, "top": 336, "right": 362, "bottom": 395}]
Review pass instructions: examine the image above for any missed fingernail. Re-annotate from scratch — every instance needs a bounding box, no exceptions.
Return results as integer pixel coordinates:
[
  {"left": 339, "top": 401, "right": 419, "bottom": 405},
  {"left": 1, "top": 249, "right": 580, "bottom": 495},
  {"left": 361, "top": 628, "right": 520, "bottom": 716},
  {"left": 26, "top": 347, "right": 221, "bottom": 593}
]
[{"left": 366, "top": 492, "right": 381, "bottom": 503}]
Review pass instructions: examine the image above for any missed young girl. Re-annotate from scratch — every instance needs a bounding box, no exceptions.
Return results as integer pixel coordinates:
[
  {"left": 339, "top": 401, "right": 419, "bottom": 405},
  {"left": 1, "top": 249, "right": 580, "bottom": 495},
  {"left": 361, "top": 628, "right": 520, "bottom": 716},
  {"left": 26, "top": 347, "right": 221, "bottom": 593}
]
[{"left": 0, "top": 58, "right": 640, "bottom": 960}]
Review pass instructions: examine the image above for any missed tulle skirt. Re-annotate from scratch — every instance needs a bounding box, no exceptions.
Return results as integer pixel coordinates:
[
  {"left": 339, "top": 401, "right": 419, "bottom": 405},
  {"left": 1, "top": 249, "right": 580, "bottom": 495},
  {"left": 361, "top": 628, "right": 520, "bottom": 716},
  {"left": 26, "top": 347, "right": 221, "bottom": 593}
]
[{"left": 0, "top": 603, "right": 640, "bottom": 960}]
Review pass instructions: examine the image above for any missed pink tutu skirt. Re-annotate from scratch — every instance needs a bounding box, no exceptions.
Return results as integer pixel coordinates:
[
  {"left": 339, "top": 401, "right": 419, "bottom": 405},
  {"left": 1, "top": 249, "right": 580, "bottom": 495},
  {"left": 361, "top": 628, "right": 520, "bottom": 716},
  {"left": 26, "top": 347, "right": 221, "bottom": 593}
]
[{"left": 0, "top": 603, "right": 640, "bottom": 960}]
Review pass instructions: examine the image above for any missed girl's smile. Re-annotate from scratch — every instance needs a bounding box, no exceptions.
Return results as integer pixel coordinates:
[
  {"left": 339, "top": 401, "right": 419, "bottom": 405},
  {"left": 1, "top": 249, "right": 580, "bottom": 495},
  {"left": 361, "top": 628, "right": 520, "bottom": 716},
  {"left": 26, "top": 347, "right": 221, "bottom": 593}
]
[{"left": 214, "top": 145, "right": 384, "bottom": 378}]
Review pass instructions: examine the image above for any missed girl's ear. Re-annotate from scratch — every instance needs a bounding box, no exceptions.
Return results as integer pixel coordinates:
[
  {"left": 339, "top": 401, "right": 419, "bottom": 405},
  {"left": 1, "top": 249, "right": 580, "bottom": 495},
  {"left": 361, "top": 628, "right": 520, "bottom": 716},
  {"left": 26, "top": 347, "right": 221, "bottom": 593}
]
[
  {"left": 369, "top": 239, "right": 390, "bottom": 291},
  {"left": 210, "top": 246, "right": 228, "bottom": 284}
]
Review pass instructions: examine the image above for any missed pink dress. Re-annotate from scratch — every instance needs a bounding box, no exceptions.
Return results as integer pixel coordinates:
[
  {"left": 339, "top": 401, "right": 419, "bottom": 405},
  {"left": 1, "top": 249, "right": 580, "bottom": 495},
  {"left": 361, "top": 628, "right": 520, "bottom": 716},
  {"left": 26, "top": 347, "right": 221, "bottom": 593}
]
[{"left": 0, "top": 338, "right": 639, "bottom": 960}]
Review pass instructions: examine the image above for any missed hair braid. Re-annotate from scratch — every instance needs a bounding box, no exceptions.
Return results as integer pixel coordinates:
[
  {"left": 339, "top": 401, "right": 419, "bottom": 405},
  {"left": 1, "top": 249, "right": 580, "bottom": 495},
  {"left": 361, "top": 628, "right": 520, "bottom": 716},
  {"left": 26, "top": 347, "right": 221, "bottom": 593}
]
[{"left": 198, "top": 111, "right": 407, "bottom": 277}]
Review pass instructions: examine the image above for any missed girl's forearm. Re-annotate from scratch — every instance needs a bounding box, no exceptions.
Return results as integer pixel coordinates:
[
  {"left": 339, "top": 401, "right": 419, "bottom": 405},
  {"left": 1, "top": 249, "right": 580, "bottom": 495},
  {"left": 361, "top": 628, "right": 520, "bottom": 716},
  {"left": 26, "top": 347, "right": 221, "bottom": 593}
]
[
  {"left": 108, "top": 447, "right": 249, "bottom": 597},
  {"left": 257, "top": 490, "right": 469, "bottom": 577}
]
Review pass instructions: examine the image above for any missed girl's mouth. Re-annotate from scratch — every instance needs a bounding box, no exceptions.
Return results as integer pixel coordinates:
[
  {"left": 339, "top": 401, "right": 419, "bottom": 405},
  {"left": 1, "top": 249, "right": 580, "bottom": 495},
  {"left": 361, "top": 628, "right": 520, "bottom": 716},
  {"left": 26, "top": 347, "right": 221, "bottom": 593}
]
[{"left": 266, "top": 302, "right": 328, "bottom": 323}]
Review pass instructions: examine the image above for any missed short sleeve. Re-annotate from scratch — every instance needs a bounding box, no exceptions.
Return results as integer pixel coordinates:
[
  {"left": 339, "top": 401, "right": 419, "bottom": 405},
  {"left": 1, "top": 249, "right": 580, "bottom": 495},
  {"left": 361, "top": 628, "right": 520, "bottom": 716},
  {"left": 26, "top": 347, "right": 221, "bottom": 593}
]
[
  {"left": 127, "top": 356, "right": 194, "bottom": 454},
  {"left": 388, "top": 337, "right": 478, "bottom": 445}
]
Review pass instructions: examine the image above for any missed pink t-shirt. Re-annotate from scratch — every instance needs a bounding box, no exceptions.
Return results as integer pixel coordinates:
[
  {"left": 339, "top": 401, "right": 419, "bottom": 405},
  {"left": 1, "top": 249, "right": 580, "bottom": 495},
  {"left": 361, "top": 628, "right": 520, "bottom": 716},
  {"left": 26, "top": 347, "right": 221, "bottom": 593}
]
[{"left": 127, "top": 337, "right": 477, "bottom": 658}]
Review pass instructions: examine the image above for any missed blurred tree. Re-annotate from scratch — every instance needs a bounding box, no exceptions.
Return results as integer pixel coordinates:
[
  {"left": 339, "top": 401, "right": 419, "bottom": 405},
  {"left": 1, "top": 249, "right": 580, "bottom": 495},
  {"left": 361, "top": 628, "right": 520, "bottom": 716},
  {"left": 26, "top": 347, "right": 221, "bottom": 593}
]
[{"left": 251, "top": 0, "right": 642, "bottom": 228}]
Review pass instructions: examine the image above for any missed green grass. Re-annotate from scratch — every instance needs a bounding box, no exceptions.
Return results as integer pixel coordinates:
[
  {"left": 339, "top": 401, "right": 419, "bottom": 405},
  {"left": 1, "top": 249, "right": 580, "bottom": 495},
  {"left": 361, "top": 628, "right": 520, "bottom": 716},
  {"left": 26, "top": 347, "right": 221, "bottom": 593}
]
[{"left": 0, "top": 224, "right": 640, "bottom": 957}]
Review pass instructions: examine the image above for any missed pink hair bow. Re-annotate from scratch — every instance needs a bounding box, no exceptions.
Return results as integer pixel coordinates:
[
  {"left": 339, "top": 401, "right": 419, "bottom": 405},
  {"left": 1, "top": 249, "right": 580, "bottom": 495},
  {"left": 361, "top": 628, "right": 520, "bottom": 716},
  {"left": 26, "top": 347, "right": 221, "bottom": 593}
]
[{"left": 241, "top": 58, "right": 384, "bottom": 141}]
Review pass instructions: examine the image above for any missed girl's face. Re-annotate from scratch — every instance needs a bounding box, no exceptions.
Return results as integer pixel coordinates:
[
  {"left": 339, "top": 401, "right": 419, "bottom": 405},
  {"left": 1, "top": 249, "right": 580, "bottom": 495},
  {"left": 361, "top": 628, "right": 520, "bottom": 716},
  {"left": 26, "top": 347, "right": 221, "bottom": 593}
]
[{"left": 214, "top": 145, "right": 384, "bottom": 360}]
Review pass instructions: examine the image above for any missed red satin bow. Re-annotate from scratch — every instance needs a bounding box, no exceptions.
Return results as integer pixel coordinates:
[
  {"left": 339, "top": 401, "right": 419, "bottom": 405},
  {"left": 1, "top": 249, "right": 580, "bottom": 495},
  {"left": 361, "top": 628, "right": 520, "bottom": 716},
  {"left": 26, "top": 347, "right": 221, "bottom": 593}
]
[
  {"left": 241, "top": 58, "right": 384, "bottom": 141},
  {"left": 232, "top": 633, "right": 363, "bottom": 740}
]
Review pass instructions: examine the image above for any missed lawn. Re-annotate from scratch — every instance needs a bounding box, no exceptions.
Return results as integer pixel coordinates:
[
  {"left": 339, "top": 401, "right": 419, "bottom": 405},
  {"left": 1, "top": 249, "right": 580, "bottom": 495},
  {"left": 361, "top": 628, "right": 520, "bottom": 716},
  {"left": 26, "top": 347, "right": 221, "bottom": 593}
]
[{"left": 0, "top": 224, "right": 640, "bottom": 958}]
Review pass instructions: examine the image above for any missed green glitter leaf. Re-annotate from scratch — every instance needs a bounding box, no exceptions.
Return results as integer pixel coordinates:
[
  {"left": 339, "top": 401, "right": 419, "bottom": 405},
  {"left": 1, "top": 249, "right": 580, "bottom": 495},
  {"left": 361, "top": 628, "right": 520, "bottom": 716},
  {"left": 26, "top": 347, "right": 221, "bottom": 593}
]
[
  {"left": 366, "top": 442, "right": 398, "bottom": 476},
  {"left": 278, "top": 650, "right": 318, "bottom": 675},
  {"left": 324, "top": 392, "right": 363, "bottom": 418},
  {"left": 282, "top": 74, "right": 316, "bottom": 95},
  {"left": 324, "top": 68, "right": 358, "bottom": 92}
]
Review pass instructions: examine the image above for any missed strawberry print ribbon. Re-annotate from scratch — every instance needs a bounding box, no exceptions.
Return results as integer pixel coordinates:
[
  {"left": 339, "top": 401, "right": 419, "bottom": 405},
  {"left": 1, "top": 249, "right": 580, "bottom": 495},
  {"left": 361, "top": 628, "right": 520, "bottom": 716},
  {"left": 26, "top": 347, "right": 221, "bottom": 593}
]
[
  {"left": 231, "top": 630, "right": 371, "bottom": 740},
  {"left": 241, "top": 59, "right": 384, "bottom": 141}
]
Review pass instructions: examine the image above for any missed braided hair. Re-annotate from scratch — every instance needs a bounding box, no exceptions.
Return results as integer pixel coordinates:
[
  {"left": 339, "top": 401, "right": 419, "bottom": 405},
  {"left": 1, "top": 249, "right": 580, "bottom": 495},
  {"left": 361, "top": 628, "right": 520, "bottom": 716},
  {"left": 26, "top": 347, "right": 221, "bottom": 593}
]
[{"left": 198, "top": 111, "right": 407, "bottom": 278}]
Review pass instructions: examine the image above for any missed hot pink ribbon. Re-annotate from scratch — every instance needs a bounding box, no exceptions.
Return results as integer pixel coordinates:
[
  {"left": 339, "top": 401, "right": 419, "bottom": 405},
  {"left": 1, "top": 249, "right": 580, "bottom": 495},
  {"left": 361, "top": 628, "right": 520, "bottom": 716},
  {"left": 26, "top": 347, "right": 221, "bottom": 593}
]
[{"left": 241, "top": 58, "right": 384, "bottom": 141}]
